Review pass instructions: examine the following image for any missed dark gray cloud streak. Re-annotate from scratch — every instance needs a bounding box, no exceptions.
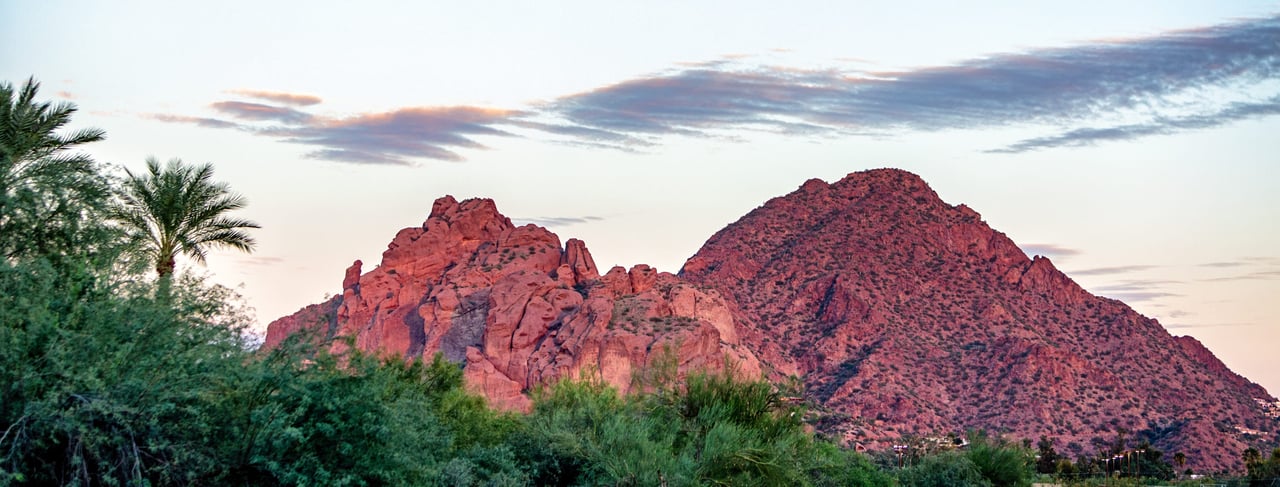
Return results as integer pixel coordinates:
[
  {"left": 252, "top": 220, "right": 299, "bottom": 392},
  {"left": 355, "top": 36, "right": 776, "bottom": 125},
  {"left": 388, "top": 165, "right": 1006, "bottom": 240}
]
[{"left": 152, "top": 15, "right": 1279, "bottom": 163}]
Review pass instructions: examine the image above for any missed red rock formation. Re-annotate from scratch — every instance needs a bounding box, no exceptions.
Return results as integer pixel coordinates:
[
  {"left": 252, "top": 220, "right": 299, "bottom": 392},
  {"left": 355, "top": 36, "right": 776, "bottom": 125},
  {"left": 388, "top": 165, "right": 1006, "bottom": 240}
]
[
  {"left": 266, "top": 168, "right": 1276, "bottom": 472},
  {"left": 265, "top": 195, "right": 759, "bottom": 412},
  {"left": 679, "top": 168, "right": 1277, "bottom": 473}
]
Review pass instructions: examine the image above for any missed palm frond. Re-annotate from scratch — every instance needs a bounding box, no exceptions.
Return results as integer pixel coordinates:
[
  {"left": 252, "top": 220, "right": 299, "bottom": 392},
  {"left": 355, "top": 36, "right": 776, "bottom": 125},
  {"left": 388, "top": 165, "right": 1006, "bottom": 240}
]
[{"left": 111, "top": 156, "right": 259, "bottom": 276}]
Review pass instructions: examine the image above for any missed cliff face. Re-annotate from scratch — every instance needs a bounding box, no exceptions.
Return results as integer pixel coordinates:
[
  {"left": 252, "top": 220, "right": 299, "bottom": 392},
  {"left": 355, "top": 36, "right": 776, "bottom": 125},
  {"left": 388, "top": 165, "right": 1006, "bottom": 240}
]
[
  {"left": 266, "top": 169, "right": 1276, "bottom": 472},
  {"left": 264, "top": 195, "right": 759, "bottom": 411},
  {"left": 679, "top": 168, "right": 1276, "bottom": 473}
]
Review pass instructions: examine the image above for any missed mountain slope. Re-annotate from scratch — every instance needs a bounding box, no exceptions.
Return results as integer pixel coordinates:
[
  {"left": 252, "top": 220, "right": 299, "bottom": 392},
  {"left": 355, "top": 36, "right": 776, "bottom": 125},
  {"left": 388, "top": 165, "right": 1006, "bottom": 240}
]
[{"left": 679, "top": 168, "right": 1276, "bottom": 473}]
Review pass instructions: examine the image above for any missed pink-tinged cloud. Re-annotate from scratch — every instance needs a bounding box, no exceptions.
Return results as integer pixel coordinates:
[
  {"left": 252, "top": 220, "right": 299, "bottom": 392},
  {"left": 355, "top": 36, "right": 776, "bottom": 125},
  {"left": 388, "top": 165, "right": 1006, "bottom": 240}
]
[
  {"left": 211, "top": 101, "right": 313, "bottom": 124},
  {"left": 267, "top": 106, "right": 521, "bottom": 165},
  {"left": 56, "top": 90, "right": 75, "bottom": 99},
  {"left": 1067, "top": 265, "right": 1160, "bottom": 276},
  {"left": 228, "top": 89, "right": 322, "bottom": 106},
  {"left": 146, "top": 113, "right": 242, "bottom": 129}
]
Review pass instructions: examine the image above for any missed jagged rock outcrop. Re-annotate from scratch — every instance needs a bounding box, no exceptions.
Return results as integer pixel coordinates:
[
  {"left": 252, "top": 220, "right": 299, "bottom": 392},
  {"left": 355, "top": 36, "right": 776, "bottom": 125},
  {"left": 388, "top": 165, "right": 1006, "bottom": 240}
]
[
  {"left": 679, "top": 168, "right": 1277, "bottom": 473},
  {"left": 265, "top": 195, "right": 759, "bottom": 411}
]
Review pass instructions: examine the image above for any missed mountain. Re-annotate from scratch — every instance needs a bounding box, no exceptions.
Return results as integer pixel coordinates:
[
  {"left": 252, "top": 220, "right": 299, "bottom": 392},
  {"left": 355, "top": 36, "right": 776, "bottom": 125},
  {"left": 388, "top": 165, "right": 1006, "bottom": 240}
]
[
  {"left": 679, "top": 168, "right": 1277, "bottom": 473},
  {"left": 264, "top": 195, "right": 760, "bottom": 411},
  {"left": 265, "top": 169, "right": 1277, "bottom": 472}
]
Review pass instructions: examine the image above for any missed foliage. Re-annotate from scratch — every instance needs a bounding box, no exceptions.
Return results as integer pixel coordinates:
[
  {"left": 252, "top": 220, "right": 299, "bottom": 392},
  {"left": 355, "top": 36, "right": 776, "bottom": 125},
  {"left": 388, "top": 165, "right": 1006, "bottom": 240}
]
[
  {"left": 1036, "top": 435, "right": 1060, "bottom": 474},
  {"left": 0, "top": 77, "right": 113, "bottom": 265},
  {"left": 1244, "top": 447, "right": 1280, "bottom": 486},
  {"left": 113, "top": 156, "right": 260, "bottom": 276},
  {"left": 965, "top": 431, "right": 1033, "bottom": 487},
  {"left": 516, "top": 368, "right": 889, "bottom": 486},
  {"left": 898, "top": 450, "right": 992, "bottom": 487},
  {"left": 0, "top": 260, "right": 254, "bottom": 485}
]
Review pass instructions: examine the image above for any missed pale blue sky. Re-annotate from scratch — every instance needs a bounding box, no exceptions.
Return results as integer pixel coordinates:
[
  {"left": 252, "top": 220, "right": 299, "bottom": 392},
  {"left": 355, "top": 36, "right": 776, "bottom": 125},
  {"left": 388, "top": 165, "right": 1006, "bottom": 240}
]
[{"left": 3, "top": 1, "right": 1278, "bottom": 394}]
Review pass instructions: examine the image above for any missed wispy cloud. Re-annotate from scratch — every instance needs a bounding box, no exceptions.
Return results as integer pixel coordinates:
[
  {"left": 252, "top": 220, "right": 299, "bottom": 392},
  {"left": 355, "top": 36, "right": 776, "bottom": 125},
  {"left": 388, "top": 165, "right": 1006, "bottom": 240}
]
[
  {"left": 991, "top": 96, "right": 1280, "bottom": 153},
  {"left": 1103, "top": 291, "right": 1179, "bottom": 303},
  {"left": 228, "top": 89, "right": 322, "bottom": 106},
  {"left": 237, "top": 256, "right": 285, "bottom": 267},
  {"left": 1199, "top": 261, "right": 1249, "bottom": 268},
  {"left": 1020, "top": 243, "right": 1081, "bottom": 259},
  {"left": 155, "top": 96, "right": 520, "bottom": 164},
  {"left": 267, "top": 107, "right": 519, "bottom": 165},
  {"left": 211, "top": 101, "right": 313, "bottom": 124},
  {"left": 1092, "top": 279, "right": 1181, "bottom": 292},
  {"left": 513, "top": 215, "right": 605, "bottom": 227},
  {"left": 1203, "top": 269, "right": 1280, "bottom": 282},
  {"left": 146, "top": 113, "right": 243, "bottom": 129},
  {"left": 1091, "top": 278, "right": 1180, "bottom": 303},
  {"left": 151, "top": 15, "right": 1280, "bottom": 163},
  {"left": 1165, "top": 322, "right": 1262, "bottom": 330},
  {"left": 1068, "top": 265, "right": 1160, "bottom": 276},
  {"left": 544, "top": 15, "right": 1280, "bottom": 151}
]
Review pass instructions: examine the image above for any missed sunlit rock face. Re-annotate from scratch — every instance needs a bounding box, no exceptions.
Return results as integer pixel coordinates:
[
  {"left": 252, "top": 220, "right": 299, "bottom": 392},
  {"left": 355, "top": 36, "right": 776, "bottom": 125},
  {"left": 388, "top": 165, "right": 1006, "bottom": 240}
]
[
  {"left": 265, "top": 195, "right": 759, "bottom": 412},
  {"left": 679, "top": 168, "right": 1276, "bottom": 473}
]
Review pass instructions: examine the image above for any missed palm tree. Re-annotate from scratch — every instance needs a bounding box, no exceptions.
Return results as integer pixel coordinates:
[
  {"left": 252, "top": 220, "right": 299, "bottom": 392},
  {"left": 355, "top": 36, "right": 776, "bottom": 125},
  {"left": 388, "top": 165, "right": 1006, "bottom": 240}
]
[
  {"left": 1, "top": 77, "right": 109, "bottom": 259},
  {"left": 113, "top": 157, "right": 260, "bottom": 277}
]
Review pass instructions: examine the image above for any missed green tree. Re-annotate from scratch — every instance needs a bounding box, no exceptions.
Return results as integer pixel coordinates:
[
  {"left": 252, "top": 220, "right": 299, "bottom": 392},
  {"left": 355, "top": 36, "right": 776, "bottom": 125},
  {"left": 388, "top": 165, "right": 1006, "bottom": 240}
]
[
  {"left": 113, "top": 157, "right": 259, "bottom": 277},
  {"left": 0, "top": 77, "right": 111, "bottom": 262},
  {"left": 898, "top": 451, "right": 991, "bottom": 487},
  {"left": 0, "top": 260, "right": 256, "bottom": 484},
  {"left": 965, "top": 431, "right": 1033, "bottom": 487},
  {"left": 1036, "top": 436, "right": 1060, "bottom": 474}
]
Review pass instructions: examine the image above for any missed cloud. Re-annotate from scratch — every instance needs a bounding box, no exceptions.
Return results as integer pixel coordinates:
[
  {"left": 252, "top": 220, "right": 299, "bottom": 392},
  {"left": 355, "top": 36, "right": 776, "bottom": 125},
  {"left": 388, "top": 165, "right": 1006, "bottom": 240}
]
[
  {"left": 1102, "top": 291, "right": 1179, "bottom": 303},
  {"left": 228, "top": 89, "right": 322, "bottom": 106},
  {"left": 1091, "top": 278, "right": 1180, "bottom": 302},
  {"left": 268, "top": 107, "right": 520, "bottom": 165},
  {"left": 152, "top": 15, "right": 1280, "bottom": 163},
  {"left": 1165, "top": 322, "right": 1262, "bottom": 330},
  {"left": 545, "top": 15, "right": 1280, "bottom": 151},
  {"left": 1068, "top": 265, "right": 1159, "bottom": 276},
  {"left": 146, "top": 113, "right": 243, "bottom": 129},
  {"left": 237, "top": 256, "right": 285, "bottom": 267},
  {"left": 1092, "top": 279, "right": 1181, "bottom": 292},
  {"left": 1020, "top": 243, "right": 1081, "bottom": 259},
  {"left": 1199, "top": 261, "right": 1249, "bottom": 268},
  {"left": 1203, "top": 269, "right": 1280, "bottom": 282},
  {"left": 56, "top": 90, "right": 75, "bottom": 99},
  {"left": 211, "top": 101, "right": 314, "bottom": 124},
  {"left": 513, "top": 215, "right": 605, "bottom": 227},
  {"left": 155, "top": 102, "right": 520, "bottom": 164},
  {"left": 990, "top": 96, "right": 1280, "bottom": 153}
]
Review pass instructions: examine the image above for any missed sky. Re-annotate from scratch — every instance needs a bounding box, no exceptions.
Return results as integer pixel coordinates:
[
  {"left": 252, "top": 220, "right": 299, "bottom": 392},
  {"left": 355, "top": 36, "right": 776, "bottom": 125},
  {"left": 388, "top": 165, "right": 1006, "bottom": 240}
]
[{"left": 3, "top": 1, "right": 1278, "bottom": 394}]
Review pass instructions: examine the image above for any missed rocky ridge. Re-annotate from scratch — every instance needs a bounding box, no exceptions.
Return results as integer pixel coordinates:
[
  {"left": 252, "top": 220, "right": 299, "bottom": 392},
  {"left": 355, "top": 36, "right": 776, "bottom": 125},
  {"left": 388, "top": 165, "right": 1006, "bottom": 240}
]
[
  {"left": 265, "top": 169, "right": 1277, "bottom": 472},
  {"left": 264, "top": 196, "right": 759, "bottom": 411}
]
